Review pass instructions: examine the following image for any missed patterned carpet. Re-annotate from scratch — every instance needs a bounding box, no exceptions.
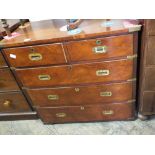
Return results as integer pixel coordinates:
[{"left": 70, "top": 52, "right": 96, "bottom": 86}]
[{"left": 0, "top": 117, "right": 155, "bottom": 135}]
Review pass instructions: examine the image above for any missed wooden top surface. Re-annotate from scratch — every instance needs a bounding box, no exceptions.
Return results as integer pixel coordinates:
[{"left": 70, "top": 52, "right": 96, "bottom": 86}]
[{"left": 0, "top": 19, "right": 141, "bottom": 48}]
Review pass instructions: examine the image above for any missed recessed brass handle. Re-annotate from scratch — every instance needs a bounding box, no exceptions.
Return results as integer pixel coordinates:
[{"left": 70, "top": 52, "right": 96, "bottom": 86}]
[
  {"left": 38, "top": 74, "right": 51, "bottom": 80},
  {"left": 56, "top": 113, "right": 66, "bottom": 118},
  {"left": 48, "top": 95, "right": 59, "bottom": 100},
  {"left": 100, "top": 91, "right": 112, "bottom": 97},
  {"left": 3, "top": 100, "right": 11, "bottom": 106},
  {"left": 96, "top": 70, "right": 110, "bottom": 76},
  {"left": 29, "top": 53, "right": 42, "bottom": 61},
  {"left": 92, "top": 46, "right": 107, "bottom": 54},
  {"left": 102, "top": 110, "right": 114, "bottom": 115}
]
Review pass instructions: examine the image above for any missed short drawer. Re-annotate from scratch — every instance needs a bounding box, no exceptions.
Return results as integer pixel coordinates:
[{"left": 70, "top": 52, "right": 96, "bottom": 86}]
[
  {"left": 3, "top": 43, "right": 67, "bottom": 67},
  {"left": 66, "top": 34, "right": 133, "bottom": 62},
  {"left": 15, "top": 59, "right": 134, "bottom": 88},
  {"left": 140, "top": 91, "right": 155, "bottom": 114},
  {"left": 36, "top": 102, "right": 135, "bottom": 124},
  {"left": 0, "top": 68, "right": 19, "bottom": 91},
  {"left": 0, "top": 52, "right": 7, "bottom": 68},
  {"left": 26, "top": 81, "right": 135, "bottom": 107},
  {"left": 0, "top": 92, "right": 31, "bottom": 113}
]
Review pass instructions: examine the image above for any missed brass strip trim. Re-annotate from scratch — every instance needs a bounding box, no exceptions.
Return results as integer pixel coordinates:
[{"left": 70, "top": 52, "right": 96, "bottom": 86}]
[
  {"left": 127, "top": 78, "right": 137, "bottom": 82},
  {"left": 128, "top": 25, "right": 141, "bottom": 32},
  {"left": 126, "top": 54, "right": 137, "bottom": 60}
]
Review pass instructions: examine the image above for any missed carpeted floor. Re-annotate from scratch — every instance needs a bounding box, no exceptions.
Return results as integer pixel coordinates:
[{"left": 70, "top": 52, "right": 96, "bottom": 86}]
[{"left": 0, "top": 117, "right": 155, "bottom": 135}]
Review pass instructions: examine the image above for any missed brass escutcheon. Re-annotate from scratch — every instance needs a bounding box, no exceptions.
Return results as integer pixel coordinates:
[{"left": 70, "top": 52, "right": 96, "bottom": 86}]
[
  {"left": 80, "top": 106, "right": 85, "bottom": 110},
  {"left": 96, "top": 40, "right": 102, "bottom": 45},
  {"left": 75, "top": 88, "right": 80, "bottom": 92}
]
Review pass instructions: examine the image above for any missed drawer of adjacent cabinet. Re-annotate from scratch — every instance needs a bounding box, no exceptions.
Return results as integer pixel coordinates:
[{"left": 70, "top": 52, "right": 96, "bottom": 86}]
[
  {"left": 140, "top": 91, "right": 155, "bottom": 115},
  {"left": 0, "top": 68, "right": 19, "bottom": 92},
  {"left": 36, "top": 102, "right": 135, "bottom": 124},
  {"left": 0, "top": 52, "right": 7, "bottom": 68},
  {"left": 15, "top": 59, "right": 134, "bottom": 88},
  {"left": 145, "top": 20, "right": 155, "bottom": 35},
  {"left": 145, "top": 36, "right": 155, "bottom": 65},
  {"left": 2, "top": 43, "right": 67, "bottom": 67},
  {"left": 0, "top": 92, "right": 31, "bottom": 113},
  {"left": 66, "top": 34, "right": 133, "bottom": 62},
  {"left": 143, "top": 67, "right": 155, "bottom": 91},
  {"left": 25, "top": 81, "right": 135, "bottom": 107}
]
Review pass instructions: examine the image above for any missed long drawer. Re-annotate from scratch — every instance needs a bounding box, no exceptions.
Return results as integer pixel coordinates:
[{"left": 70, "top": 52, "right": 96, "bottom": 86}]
[
  {"left": 36, "top": 102, "right": 135, "bottom": 124},
  {"left": 26, "top": 81, "right": 135, "bottom": 107},
  {"left": 15, "top": 59, "right": 134, "bottom": 88},
  {"left": 0, "top": 91, "right": 31, "bottom": 113},
  {"left": 0, "top": 52, "right": 7, "bottom": 68},
  {"left": 3, "top": 43, "right": 67, "bottom": 67},
  {"left": 0, "top": 68, "right": 19, "bottom": 92},
  {"left": 66, "top": 34, "right": 133, "bottom": 62}
]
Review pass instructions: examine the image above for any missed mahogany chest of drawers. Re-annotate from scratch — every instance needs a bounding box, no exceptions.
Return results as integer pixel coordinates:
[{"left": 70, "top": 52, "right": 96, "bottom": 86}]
[
  {"left": 138, "top": 20, "right": 155, "bottom": 119},
  {"left": 0, "top": 19, "right": 141, "bottom": 123}
]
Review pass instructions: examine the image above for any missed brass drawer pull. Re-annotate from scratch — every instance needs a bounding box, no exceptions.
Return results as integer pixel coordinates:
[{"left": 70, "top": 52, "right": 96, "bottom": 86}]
[
  {"left": 38, "top": 74, "right": 51, "bottom": 80},
  {"left": 96, "top": 70, "right": 109, "bottom": 76},
  {"left": 102, "top": 110, "right": 114, "bottom": 115},
  {"left": 29, "top": 53, "right": 42, "bottom": 61},
  {"left": 48, "top": 95, "right": 59, "bottom": 100},
  {"left": 100, "top": 91, "right": 112, "bottom": 97},
  {"left": 56, "top": 113, "right": 66, "bottom": 118},
  {"left": 92, "top": 46, "right": 107, "bottom": 54},
  {"left": 3, "top": 100, "right": 11, "bottom": 106}
]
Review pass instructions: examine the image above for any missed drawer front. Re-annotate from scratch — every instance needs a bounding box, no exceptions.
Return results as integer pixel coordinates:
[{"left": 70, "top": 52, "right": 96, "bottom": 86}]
[
  {"left": 3, "top": 43, "right": 66, "bottom": 67},
  {"left": 66, "top": 34, "right": 133, "bottom": 62},
  {"left": 16, "top": 59, "right": 133, "bottom": 88},
  {"left": 0, "top": 68, "right": 19, "bottom": 91},
  {"left": 146, "top": 36, "right": 155, "bottom": 65},
  {"left": 26, "top": 82, "right": 134, "bottom": 107},
  {"left": 0, "top": 52, "right": 7, "bottom": 68},
  {"left": 0, "top": 92, "right": 31, "bottom": 113},
  {"left": 36, "top": 102, "right": 135, "bottom": 123},
  {"left": 140, "top": 91, "right": 155, "bottom": 114}
]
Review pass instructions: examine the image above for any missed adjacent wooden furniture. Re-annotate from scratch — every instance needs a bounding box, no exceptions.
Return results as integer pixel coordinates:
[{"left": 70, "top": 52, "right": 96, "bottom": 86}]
[
  {"left": 0, "top": 19, "right": 37, "bottom": 121},
  {"left": 0, "top": 19, "right": 141, "bottom": 124},
  {"left": 0, "top": 49, "right": 36, "bottom": 120},
  {"left": 138, "top": 20, "right": 155, "bottom": 120},
  {"left": 0, "top": 19, "right": 29, "bottom": 39}
]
